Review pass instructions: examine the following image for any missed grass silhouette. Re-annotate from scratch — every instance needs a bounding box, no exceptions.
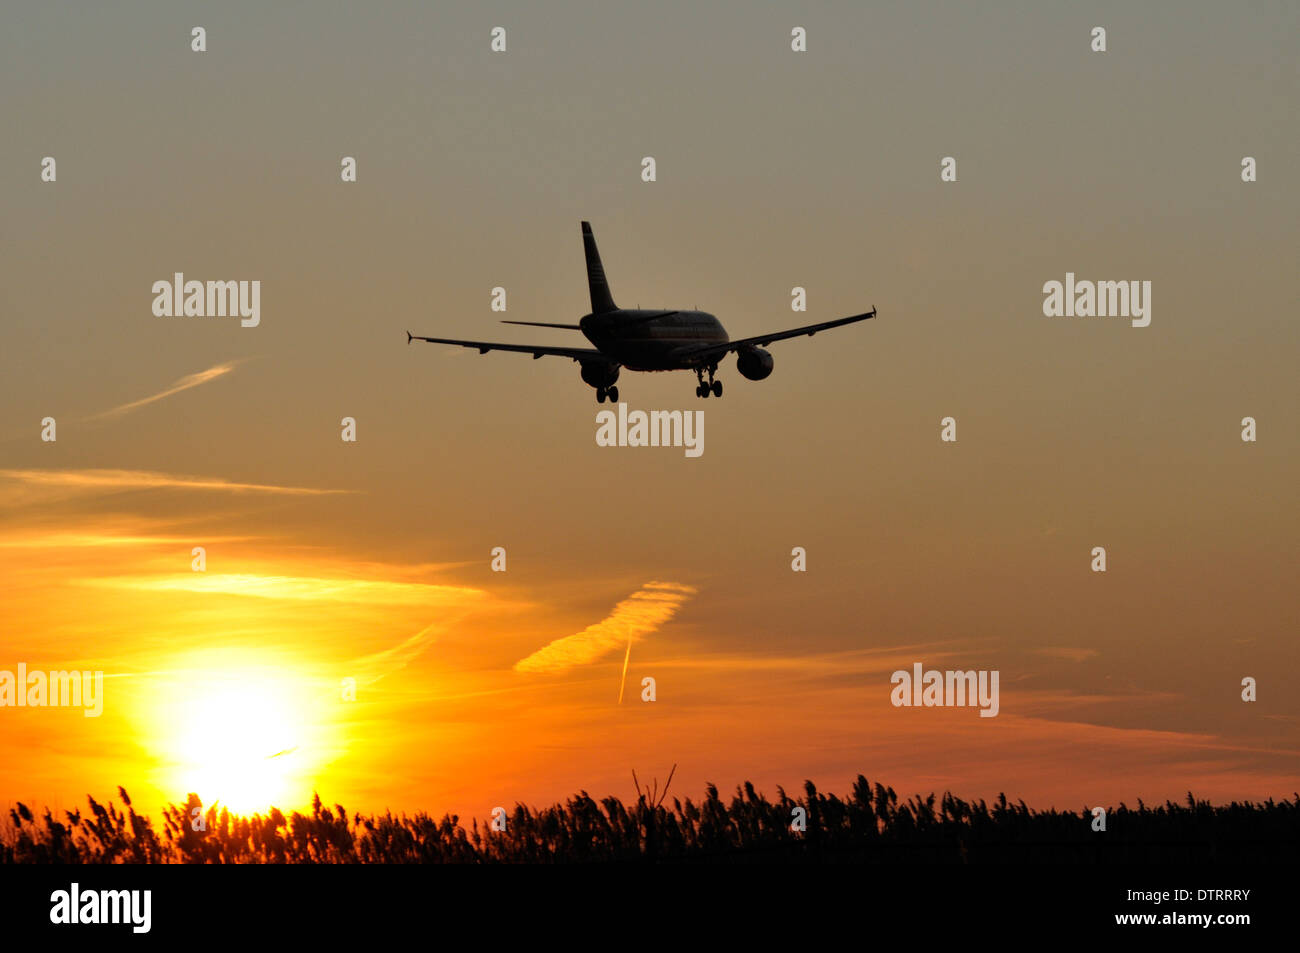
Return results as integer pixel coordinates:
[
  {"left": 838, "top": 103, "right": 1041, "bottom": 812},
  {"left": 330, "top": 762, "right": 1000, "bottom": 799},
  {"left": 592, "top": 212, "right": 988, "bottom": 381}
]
[{"left": 3, "top": 778, "right": 1296, "bottom": 863}]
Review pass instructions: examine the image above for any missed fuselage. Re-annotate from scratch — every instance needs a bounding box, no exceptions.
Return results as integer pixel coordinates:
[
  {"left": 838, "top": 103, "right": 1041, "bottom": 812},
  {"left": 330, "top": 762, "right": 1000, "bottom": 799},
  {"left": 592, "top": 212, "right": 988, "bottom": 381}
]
[{"left": 579, "top": 309, "right": 728, "bottom": 371}]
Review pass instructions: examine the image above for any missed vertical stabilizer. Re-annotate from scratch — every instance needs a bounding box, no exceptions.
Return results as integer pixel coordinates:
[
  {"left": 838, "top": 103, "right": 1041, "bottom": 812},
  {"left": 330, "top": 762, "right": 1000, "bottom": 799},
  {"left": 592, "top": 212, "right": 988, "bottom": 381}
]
[{"left": 581, "top": 221, "right": 618, "bottom": 314}]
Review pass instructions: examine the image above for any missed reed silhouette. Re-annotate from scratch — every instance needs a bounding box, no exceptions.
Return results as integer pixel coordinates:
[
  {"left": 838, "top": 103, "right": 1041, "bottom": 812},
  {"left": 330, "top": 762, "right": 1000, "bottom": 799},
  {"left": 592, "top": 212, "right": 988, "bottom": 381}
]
[{"left": 3, "top": 778, "right": 1296, "bottom": 863}]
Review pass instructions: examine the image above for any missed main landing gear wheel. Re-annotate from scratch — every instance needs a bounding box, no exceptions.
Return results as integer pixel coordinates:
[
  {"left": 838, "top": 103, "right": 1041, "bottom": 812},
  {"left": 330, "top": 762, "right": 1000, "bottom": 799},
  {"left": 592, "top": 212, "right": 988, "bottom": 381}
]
[
  {"left": 695, "top": 368, "right": 711, "bottom": 398},
  {"left": 607, "top": 385, "right": 618, "bottom": 402},
  {"left": 696, "top": 365, "right": 722, "bottom": 398},
  {"left": 596, "top": 387, "right": 606, "bottom": 403}
]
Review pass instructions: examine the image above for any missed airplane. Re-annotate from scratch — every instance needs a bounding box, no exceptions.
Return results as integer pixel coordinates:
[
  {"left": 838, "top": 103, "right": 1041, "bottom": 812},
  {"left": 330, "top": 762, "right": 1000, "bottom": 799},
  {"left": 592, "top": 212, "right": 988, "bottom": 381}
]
[{"left": 407, "top": 222, "right": 876, "bottom": 402}]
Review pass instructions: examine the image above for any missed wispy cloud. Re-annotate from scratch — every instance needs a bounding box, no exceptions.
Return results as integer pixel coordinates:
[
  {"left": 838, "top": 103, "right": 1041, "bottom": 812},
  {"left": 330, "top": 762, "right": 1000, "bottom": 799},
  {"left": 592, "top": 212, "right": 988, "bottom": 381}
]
[
  {"left": 348, "top": 620, "right": 450, "bottom": 687},
  {"left": 0, "top": 469, "right": 351, "bottom": 496},
  {"left": 515, "top": 581, "right": 697, "bottom": 674},
  {"left": 0, "top": 532, "right": 256, "bottom": 549},
  {"left": 85, "top": 360, "right": 241, "bottom": 420},
  {"left": 648, "top": 644, "right": 958, "bottom": 676},
  {"left": 1034, "top": 647, "right": 1100, "bottom": 663},
  {"left": 83, "top": 573, "right": 484, "bottom": 605}
]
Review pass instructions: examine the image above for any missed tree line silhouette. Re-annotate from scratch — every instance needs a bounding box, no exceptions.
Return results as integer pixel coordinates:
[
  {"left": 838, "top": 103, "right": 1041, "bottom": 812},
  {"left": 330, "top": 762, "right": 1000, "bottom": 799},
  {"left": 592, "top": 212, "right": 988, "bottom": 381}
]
[{"left": 3, "top": 777, "right": 1296, "bottom": 863}]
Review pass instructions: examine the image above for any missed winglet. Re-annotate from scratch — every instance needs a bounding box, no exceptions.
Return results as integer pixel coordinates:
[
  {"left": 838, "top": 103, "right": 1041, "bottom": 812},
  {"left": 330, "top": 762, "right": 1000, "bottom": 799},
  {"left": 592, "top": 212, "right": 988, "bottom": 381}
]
[{"left": 406, "top": 330, "right": 412, "bottom": 344}]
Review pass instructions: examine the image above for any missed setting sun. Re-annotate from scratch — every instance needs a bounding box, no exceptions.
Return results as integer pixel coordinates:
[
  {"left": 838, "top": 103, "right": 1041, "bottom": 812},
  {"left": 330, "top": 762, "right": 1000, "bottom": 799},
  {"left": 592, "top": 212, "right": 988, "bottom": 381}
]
[{"left": 153, "top": 659, "right": 326, "bottom": 815}]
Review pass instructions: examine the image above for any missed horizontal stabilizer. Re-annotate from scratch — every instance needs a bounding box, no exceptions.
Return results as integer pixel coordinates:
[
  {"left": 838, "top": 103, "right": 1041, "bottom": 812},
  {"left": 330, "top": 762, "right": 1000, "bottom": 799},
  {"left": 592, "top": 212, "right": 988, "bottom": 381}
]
[{"left": 501, "top": 320, "right": 583, "bottom": 329}]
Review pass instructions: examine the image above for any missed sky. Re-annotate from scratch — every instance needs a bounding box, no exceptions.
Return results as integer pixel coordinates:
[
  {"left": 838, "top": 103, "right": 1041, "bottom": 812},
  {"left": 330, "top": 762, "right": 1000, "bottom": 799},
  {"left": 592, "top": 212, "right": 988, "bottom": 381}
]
[{"left": 0, "top": 1, "right": 1296, "bottom": 820}]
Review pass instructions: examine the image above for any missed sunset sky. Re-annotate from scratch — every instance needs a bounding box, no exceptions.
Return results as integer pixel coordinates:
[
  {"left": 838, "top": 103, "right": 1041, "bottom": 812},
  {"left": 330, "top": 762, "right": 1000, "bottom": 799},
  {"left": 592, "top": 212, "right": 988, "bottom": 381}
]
[{"left": 1, "top": 1, "right": 1296, "bottom": 820}]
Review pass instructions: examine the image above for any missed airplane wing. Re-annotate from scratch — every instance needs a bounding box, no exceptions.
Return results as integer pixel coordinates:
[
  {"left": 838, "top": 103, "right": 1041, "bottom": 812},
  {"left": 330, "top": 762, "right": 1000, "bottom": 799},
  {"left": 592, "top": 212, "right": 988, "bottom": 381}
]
[
  {"left": 406, "top": 331, "right": 607, "bottom": 363},
  {"left": 683, "top": 308, "right": 877, "bottom": 361}
]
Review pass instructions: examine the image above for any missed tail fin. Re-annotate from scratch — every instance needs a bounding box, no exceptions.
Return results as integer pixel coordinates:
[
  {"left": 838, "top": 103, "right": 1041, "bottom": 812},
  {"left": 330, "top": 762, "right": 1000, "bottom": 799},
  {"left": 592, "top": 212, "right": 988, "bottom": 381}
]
[{"left": 581, "top": 221, "right": 618, "bottom": 314}]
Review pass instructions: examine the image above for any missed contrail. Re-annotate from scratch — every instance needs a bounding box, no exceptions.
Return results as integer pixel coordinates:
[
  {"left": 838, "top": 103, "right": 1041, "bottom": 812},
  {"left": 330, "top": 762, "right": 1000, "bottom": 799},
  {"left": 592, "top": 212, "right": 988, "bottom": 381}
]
[
  {"left": 618, "top": 637, "right": 633, "bottom": 704},
  {"left": 85, "top": 360, "right": 241, "bottom": 420},
  {"left": 515, "top": 581, "right": 696, "bottom": 674}
]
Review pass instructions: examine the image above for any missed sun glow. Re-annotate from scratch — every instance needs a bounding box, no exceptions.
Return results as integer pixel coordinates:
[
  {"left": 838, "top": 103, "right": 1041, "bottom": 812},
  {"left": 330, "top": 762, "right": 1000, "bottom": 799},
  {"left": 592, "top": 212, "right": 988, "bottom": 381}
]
[{"left": 155, "top": 659, "right": 328, "bottom": 815}]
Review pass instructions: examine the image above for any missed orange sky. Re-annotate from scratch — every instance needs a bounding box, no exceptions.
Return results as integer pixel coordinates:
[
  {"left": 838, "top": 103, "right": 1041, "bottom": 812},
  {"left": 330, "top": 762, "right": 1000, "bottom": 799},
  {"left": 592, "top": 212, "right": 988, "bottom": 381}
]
[
  {"left": 1, "top": 2, "right": 1296, "bottom": 820},
  {"left": 0, "top": 456, "right": 1294, "bottom": 819}
]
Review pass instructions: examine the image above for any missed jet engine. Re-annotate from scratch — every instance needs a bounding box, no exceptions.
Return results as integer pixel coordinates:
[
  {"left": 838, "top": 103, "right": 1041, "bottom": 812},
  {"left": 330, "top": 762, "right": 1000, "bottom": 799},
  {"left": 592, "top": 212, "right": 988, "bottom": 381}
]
[
  {"left": 735, "top": 345, "right": 774, "bottom": 381},
  {"left": 580, "top": 360, "right": 620, "bottom": 388}
]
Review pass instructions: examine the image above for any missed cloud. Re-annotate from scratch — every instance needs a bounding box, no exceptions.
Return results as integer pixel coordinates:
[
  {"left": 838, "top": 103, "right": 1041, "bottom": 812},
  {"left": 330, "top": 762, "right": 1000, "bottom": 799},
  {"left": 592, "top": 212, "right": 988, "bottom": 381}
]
[
  {"left": 1033, "top": 647, "right": 1100, "bottom": 663},
  {"left": 348, "top": 621, "right": 447, "bottom": 686},
  {"left": 515, "top": 581, "right": 697, "bottom": 674},
  {"left": 85, "top": 360, "right": 241, "bottom": 420},
  {"left": 0, "top": 532, "right": 255, "bottom": 549},
  {"left": 83, "top": 573, "right": 484, "bottom": 605},
  {"left": 649, "top": 644, "right": 958, "bottom": 676},
  {"left": 0, "top": 469, "right": 350, "bottom": 496}
]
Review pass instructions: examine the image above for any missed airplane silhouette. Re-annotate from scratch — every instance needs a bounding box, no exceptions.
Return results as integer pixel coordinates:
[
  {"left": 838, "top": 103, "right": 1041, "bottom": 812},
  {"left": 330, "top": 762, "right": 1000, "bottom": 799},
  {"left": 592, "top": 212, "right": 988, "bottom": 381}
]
[{"left": 408, "top": 222, "right": 876, "bottom": 402}]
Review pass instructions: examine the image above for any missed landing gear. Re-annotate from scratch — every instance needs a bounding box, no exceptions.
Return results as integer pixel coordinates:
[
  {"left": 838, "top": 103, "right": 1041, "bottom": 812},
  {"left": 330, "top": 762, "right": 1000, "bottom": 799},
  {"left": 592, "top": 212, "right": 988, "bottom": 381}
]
[
  {"left": 596, "top": 385, "right": 619, "bottom": 403},
  {"left": 695, "top": 365, "right": 722, "bottom": 398}
]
